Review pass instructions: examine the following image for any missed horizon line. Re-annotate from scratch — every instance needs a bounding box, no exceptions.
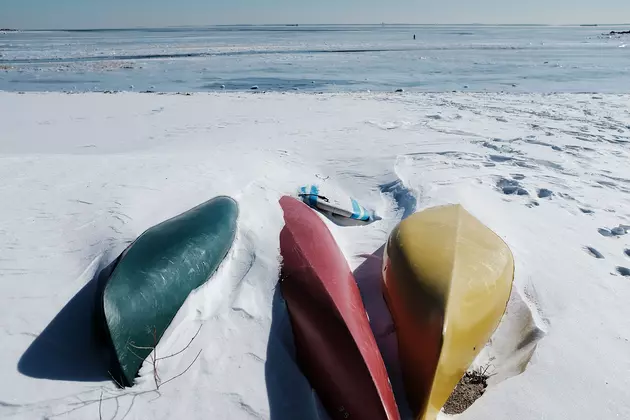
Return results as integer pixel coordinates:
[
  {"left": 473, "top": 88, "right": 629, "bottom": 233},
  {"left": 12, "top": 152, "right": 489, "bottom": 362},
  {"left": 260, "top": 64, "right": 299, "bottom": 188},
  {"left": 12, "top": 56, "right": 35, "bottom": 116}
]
[{"left": 3, "top": 22, "right": 630, "bottom": 31}]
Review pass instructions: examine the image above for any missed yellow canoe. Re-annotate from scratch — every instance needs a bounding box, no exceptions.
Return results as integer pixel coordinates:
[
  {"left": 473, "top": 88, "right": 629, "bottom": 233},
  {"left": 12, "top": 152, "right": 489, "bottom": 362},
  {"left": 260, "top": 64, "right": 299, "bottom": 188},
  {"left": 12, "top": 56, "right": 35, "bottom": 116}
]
[{"left": 382, "top": 204, "right": 514, "bottom": 420}]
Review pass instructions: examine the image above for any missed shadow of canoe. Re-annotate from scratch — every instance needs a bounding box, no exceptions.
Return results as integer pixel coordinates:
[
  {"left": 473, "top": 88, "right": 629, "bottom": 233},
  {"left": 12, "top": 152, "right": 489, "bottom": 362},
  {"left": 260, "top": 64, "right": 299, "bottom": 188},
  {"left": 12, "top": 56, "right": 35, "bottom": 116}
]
[
  {"left": 353, "top": 245, "right": 413, "bottom": 420},
  {"left": 265, "top": 286, "right": 329, "bottom": 420},
  {"left": 17, "top": 257, "right": 119, "bottom": 382}
]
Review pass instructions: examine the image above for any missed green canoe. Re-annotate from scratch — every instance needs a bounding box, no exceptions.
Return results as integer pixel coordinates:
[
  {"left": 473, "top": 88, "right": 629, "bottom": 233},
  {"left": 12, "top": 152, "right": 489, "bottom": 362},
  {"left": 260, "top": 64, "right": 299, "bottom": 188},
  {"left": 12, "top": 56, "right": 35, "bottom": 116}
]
[{"left": 96, "top": 196, "right": 238, "bottom": 387}]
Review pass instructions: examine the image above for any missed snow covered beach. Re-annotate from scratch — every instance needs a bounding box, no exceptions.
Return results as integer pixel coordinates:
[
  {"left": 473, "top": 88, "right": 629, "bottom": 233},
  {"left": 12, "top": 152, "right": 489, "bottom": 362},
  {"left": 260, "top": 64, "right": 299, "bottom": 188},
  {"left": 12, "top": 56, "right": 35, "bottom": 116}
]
[{"left": 1, "top": 91, "right": 630, "bottom": 419}]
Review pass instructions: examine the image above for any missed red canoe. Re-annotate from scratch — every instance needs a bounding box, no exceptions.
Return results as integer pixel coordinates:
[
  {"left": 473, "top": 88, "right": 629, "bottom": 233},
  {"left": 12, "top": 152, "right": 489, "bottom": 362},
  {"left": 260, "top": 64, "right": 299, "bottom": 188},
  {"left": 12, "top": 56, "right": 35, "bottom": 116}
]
[{"left": 278, "top": 196, "right": 400, "bottom": 420}]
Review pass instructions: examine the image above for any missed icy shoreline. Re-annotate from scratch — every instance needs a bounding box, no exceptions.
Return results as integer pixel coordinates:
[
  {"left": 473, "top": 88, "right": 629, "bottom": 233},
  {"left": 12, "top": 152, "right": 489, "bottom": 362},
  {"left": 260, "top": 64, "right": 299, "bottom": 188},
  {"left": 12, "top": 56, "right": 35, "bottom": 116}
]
[{"left": 1, "top": 92, "right": 629, "bottom": 419}]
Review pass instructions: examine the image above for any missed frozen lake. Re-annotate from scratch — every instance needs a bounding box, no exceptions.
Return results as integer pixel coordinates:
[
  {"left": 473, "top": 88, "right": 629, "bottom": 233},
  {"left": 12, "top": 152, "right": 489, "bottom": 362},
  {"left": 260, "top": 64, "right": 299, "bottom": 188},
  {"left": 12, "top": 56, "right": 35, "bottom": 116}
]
[{"left": 1, "top": 24, "right": 629, "bottom": 92}]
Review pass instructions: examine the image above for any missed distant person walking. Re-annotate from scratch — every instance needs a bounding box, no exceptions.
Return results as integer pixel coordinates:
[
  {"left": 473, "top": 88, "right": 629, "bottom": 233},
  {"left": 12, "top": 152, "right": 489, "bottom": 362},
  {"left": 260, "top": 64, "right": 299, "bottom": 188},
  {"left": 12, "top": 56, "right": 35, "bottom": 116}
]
[{"left": 413, "top": 34, "right": 416, "bottom": 40}]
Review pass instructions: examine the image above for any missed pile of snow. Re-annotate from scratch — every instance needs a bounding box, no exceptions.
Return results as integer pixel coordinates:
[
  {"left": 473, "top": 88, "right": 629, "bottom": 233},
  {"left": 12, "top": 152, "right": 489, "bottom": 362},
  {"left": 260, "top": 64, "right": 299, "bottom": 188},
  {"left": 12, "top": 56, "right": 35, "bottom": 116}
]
[{"left": 1, "top": 92, "right": 629, "bottom": 420}]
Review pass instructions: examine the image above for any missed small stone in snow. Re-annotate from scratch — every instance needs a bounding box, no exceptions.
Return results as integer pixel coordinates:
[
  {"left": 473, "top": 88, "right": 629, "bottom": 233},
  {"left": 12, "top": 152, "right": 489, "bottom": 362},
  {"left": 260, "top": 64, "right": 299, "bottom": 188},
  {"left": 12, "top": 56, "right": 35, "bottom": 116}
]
[
  {"left": 251, "top": 85, "right": 259, "bottom": 90},
  {"left": 538, "top": 188, "right": 553, "bottom": 199},
  {"left": 395, "top": 88, "right": 404, "bottom": 93},
  {"left": 624, "top": 249, "right": 630, "bottom": 257},
  {"left": 220, "top": 85, "right": 226, "bottom": 89},
  {"left": 464, "top": 85, "right": 469, "bottom": 89}
]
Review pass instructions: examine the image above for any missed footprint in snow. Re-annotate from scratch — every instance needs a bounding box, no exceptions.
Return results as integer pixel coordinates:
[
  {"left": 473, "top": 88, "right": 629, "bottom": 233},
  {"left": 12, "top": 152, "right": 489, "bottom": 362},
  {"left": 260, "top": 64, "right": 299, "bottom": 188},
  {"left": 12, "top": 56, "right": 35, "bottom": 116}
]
[
  {"left": 598, "top": 228, "right": 614, "bottom": 237},
  {"left": 585, "top": 246, "right": 604, "bottom": 259},
  {"left": 504, "top": 187, "right": 529, "bottom": 196},
  {"left": 531, "top": 158, "right": 564, "bottom": 172},
  {"left": 482, "top": 142, "right": 501, "bottom": 152},
  {"left": 557, "top": 192, "right": 575, "bottom": 201},
  {"left": 513, "top": 160, "right": 539, "bottom": 170},
  {"left": 596, "top": 180, "right": 618, "bottom": 189},
  {"left": 489, "top": 154, "right": 515, "bottom": 163},
  {"left": 617, "top": 267, "right": 630, "bottom": 277},
  {"left": 526, "top": 201, "right": 540, "bottom": 208},
  {"left": 599, "top": 226, "right": 628, "bottom": 237},
  {"left": 496, "top": 178, "right": 529, "bottom": 196},
  {"left": 524, "top": 138, "right": 552, "bottom": 147}
]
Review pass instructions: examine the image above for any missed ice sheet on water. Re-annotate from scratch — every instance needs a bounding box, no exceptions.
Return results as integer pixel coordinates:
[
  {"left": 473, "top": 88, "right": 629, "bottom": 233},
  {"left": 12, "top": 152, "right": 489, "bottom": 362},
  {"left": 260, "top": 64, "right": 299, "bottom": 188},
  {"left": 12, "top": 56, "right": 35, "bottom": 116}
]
[{"left": 2, "top": 25, "right": 630, "bottom": 93}]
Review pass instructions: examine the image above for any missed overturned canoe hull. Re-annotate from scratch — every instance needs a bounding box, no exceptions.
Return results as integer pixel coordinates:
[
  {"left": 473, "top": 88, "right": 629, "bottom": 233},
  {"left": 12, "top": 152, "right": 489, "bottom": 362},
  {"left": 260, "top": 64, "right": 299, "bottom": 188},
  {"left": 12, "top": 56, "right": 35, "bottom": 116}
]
[
  {"left": 96, "top": 196, "right": 238, "bottom": 387},
  {"left": 279, "top": 196, "right": 400, "bottom": 420},
  {"left": 382, "top": 204, "right": 514, "bottom": 419}
]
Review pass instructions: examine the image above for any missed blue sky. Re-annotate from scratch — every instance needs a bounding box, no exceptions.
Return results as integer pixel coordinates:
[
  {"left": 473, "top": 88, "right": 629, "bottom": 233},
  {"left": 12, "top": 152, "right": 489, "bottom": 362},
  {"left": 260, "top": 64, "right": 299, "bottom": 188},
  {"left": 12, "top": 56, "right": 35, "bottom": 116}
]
[{"left": 1, "top": 0, "right": 628, "bottom": 29}]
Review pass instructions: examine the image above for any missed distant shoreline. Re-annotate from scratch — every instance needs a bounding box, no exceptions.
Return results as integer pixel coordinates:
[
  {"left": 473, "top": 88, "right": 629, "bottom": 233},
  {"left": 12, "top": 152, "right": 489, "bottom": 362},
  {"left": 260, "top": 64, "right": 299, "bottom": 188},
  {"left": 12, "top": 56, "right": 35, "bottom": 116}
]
[{"left": 4, "top": 23, "right": 630, "bottom": 32}]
